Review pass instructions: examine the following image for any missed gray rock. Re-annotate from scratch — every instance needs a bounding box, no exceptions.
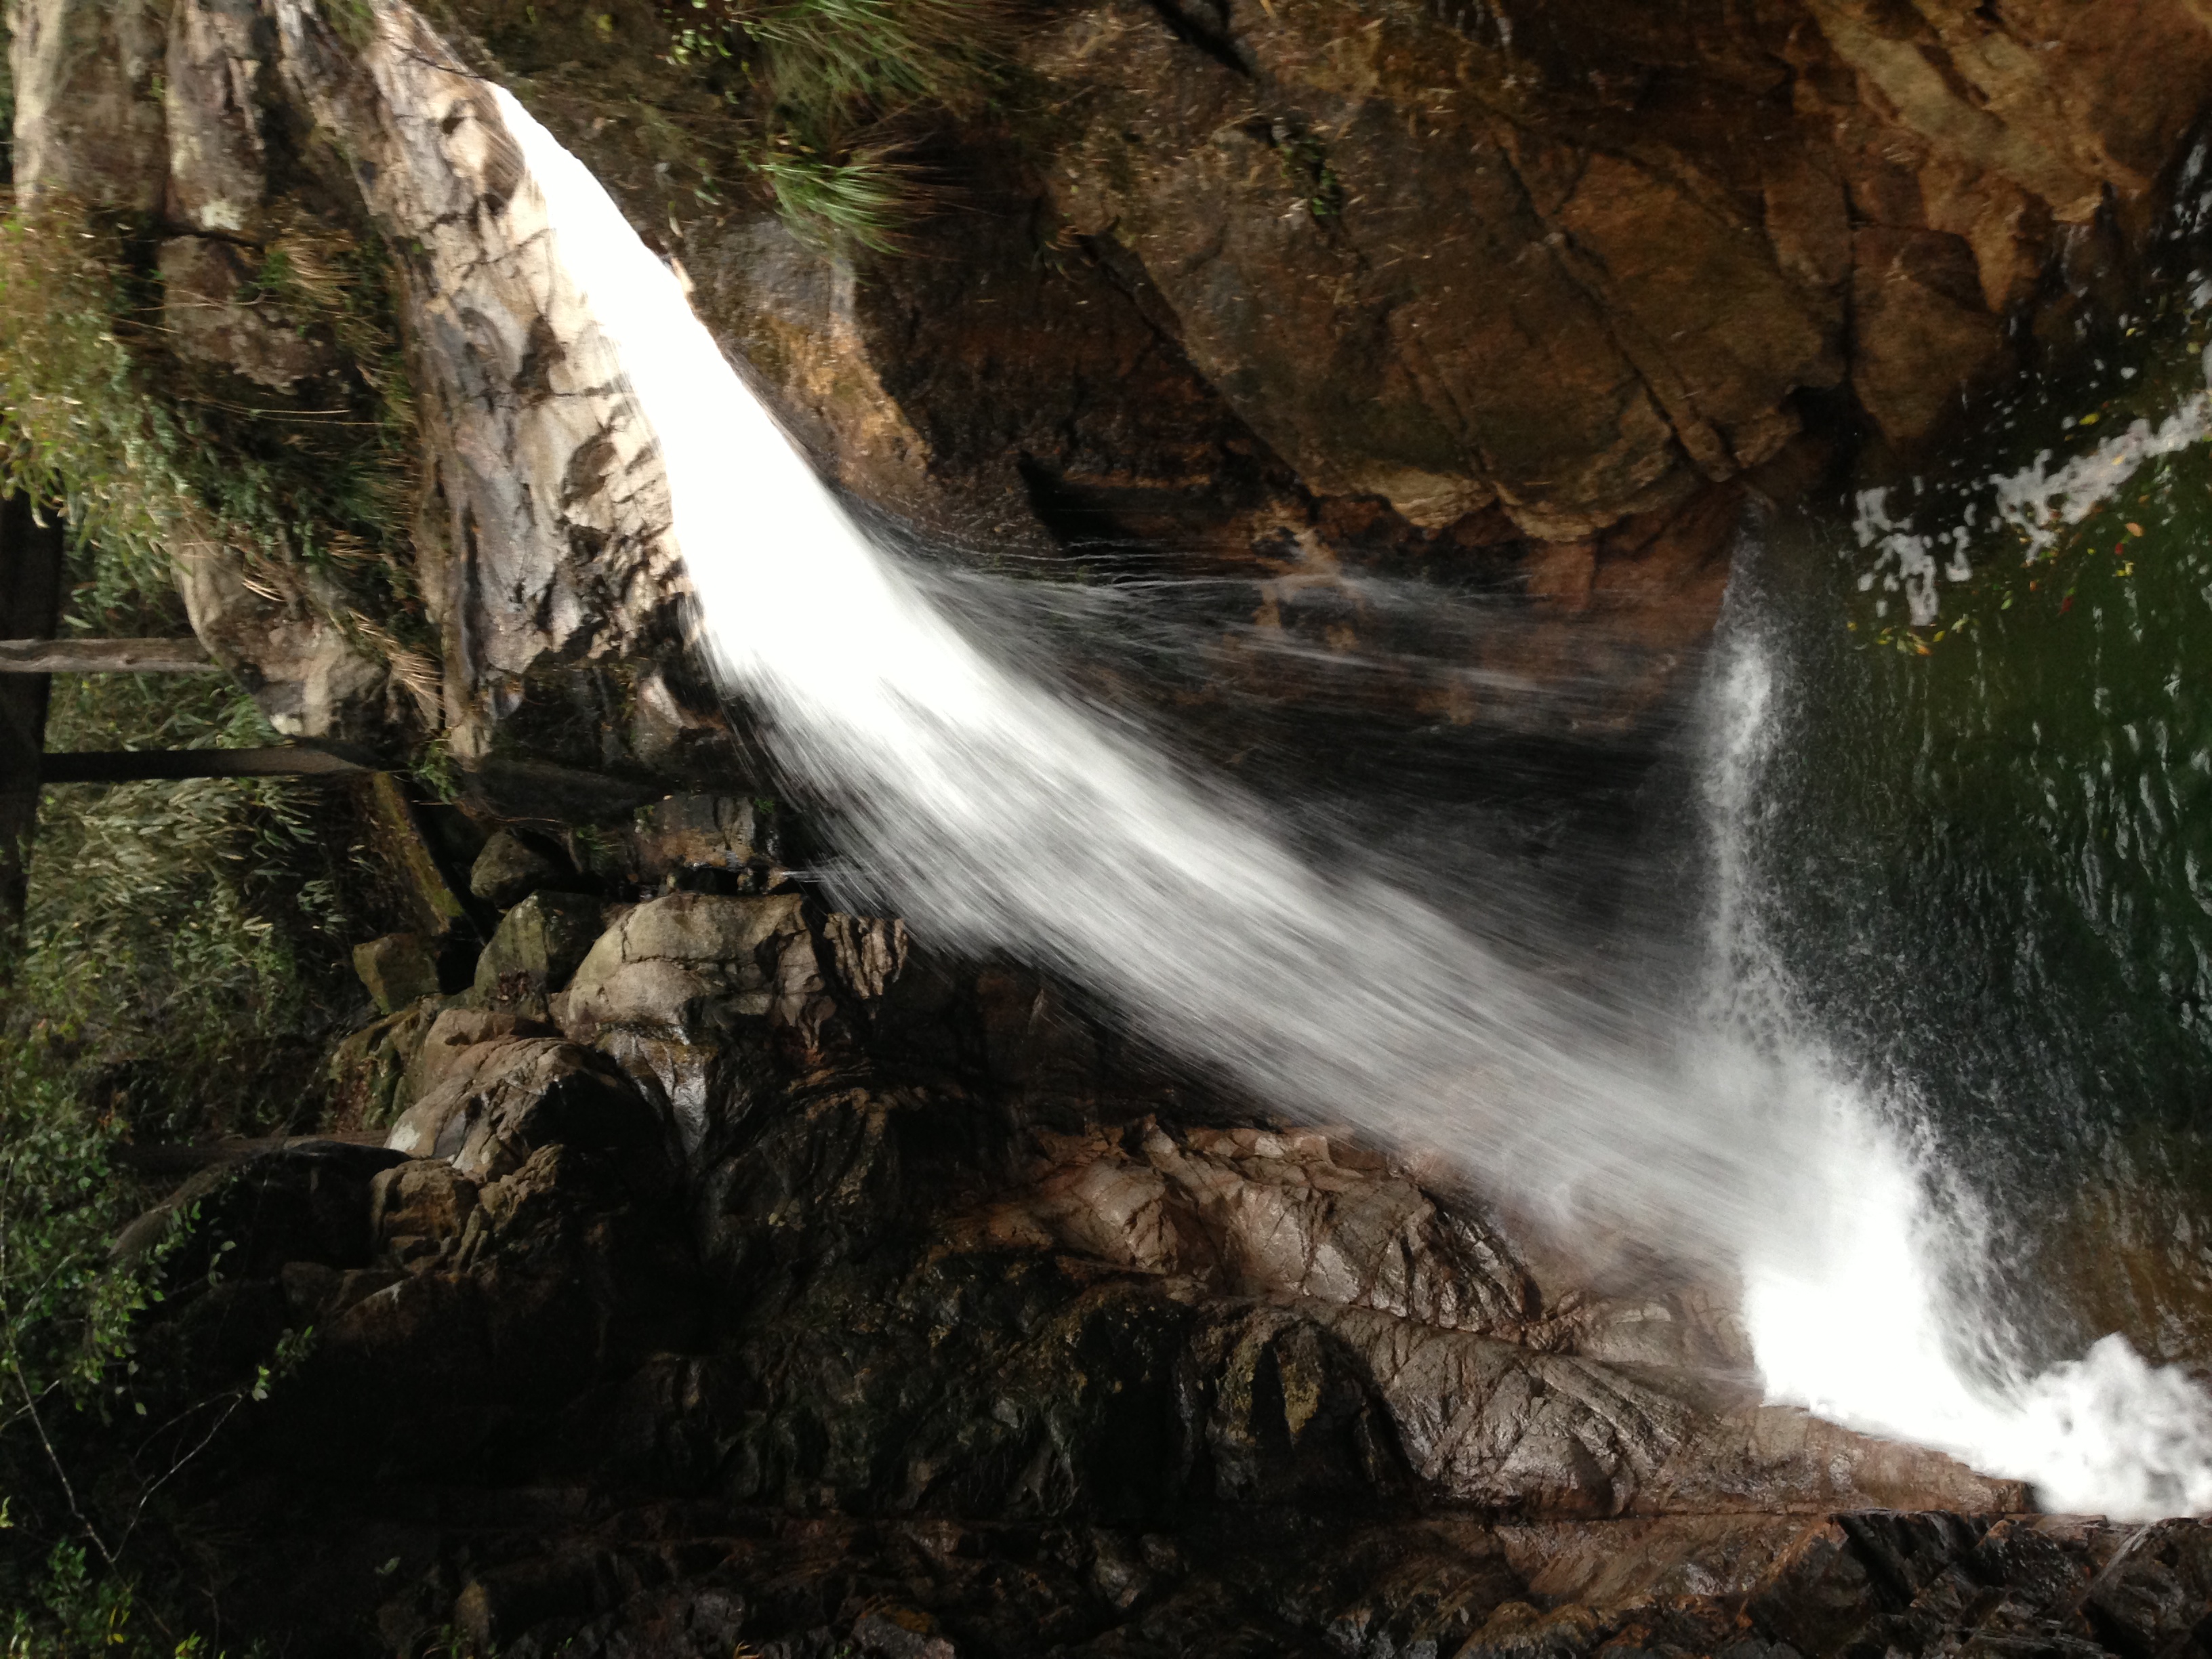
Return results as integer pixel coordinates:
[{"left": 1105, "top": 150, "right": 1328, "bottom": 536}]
[
  {"left": 468, "top": 829, "right": 570, "bottom": 909},
  {"left": 472, "top": 891, "right": 607, "bottom": 1008},
  {"left": 557, "top": 891, "right": 819, "bottom": 1042},
  {"left": 384, "top": 1035, "right": 659, "bottom": 1185},
  {"left": 352, "top": 932, "right": 441, "bottom": 1015},
  {"left": 160, "top": 235, "right": 333, "bottom": 391},
  {"left": 165, "top": 0, "right": 272, "bottom": 237},
  {"left": 9, "top": 0, "right": 168, "bottom": 211}
]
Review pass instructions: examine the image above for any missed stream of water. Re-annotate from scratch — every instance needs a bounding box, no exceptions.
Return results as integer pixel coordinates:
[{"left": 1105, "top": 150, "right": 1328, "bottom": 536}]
[{"left": 490, "top": 84, "right": 2212, "bottom": 1517}]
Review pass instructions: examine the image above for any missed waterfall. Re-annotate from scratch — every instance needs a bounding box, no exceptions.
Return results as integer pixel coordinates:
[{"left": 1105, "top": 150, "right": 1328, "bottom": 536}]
[{"left": 490, "top": 83, "right": 2212, "bottom": 1518}]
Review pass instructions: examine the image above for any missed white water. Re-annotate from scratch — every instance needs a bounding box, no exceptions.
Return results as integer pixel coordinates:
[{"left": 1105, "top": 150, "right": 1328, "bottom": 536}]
[
  {"left": 492, "top": 85, "right": 2212, "bottom": 1518},
  {"left": 1704, "top": 628, "right": 2212, "bottom": 1517},
  {"left": 1851, "top": 345, "right": 2212, "bottom": 628}
]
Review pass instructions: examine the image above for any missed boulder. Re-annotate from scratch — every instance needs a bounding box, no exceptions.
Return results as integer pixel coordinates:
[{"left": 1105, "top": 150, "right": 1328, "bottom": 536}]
[
  {"left": 471, "top": 891, "right": 609, "bottom": 1010},
  {"left": 369, "top": 1158, "right": 480, "bottom": 1268},
  {"left": 629, "top": 794, "right": 761, "bottom": 886},
  {"left": 159, "top": 235, "right": 333, "bottom": 391},
  {"left": 556, "top": 891, "right": 822, "bottom": 1042},
  {"left": 384, "top": 1033, "right": 662, "bottom": 1185},
  {"left": 467, "top": 828, "right": 573, "bottom": 909},
  {"left": 352, "top": 933, "right": 442, "bottom": 1015}
]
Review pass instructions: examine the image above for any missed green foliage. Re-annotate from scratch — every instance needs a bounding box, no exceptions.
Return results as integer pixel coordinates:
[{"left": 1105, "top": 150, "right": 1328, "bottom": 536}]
[
  {"left": 0, "top": 1017, "right": 306, "bottom": 1654},
  {"left": 655, "top": 0, "right": 1006, "bottom": 249},
  {"left": 753, "top": 146, "right": 916, "bottom": 253},
  {"left": 22, "top": 662, "right": 370, "bottom": 1142},
  {"left": 0, "top": 1027, "right": 147, "bottom": 1420},
  {"left": 5, "top": 1541, "right": 215, "bottom": 1658},
  {"left": 0, "top": 199, "right": 426, "bottom": 1134},
  {"left": 0, "top": 199, "right": 438, "bottom": 717}
]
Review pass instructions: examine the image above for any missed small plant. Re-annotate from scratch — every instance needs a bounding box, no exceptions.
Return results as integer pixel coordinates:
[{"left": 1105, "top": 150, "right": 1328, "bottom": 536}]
[
  {"left": 753, "top": 145, "right": 918, "bottom": 253},
  {"left": 653, "top": 0, "right": 1008, "bottom": 249}
]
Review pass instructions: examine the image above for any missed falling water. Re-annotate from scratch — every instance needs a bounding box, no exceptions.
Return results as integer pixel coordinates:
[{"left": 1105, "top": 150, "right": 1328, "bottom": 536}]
[{"left": 490, "top": 83, "right": 2212, "bottom": 1516}]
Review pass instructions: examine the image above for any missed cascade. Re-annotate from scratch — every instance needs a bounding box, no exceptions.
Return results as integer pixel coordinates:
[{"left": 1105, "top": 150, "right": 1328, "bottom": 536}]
[{"left": 491, "top": 82, "right": 2212, "bottom": 1517}]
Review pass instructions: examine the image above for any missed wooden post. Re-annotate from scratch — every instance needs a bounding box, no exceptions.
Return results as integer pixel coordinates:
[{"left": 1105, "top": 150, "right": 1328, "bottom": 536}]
[
  {"left": 37, "top": 747, "right": 369, "bottom": 784},
  {"left": 0, "top": 498, "right": 66, "bottom": 937},
  {"left": 0, "top": 638, "right": 217, "bottom": 674}
]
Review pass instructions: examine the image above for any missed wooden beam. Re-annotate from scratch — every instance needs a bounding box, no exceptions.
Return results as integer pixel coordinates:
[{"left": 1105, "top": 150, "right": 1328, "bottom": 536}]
[
  {"left": 41, "top": 747, "right": 371, "bottom": 785},
  {"left": 0, "top": 497, "right": 66, "bottom": 938},
  {"left": 0, "top": 638, "right": 216, "bottom": 673}
]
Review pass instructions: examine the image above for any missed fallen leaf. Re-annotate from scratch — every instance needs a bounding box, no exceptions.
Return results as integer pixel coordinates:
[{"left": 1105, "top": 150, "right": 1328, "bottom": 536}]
[{"left": 2127, "top": 523, "right": 2145, "bottom": 536}]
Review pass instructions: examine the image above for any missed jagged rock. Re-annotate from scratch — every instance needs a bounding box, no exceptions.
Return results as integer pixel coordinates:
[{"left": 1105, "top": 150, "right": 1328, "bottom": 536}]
[
  {"left": 384, "top": 1031, "right": 661, "bottom": 1183},
  {"left": 267, "top": 0, "right": 724, "bottom": 777},
  {"left": 351, "top": 930, "right": 441, "bottom": 1015},
  {"left": 556, "top": 891, "right": 823, "bottom": 1042},
  {"left": 471, "top": 890, "right": 608, "bottom": 1010},
  {"left": 368, "top": 1157, "right": 478, "bottom": 1267},
  {"left": 962, "top": 1122, "right": 1540, "bottom": 1337},
  {"left": 468, "top": 828, "right": 572, "bottom": 909}
]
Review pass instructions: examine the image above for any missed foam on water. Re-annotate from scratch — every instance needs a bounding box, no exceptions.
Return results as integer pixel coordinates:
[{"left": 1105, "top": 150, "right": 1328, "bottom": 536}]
[
  {"left": 491, "top": 82, "right": 2212, "bottom": 1519},
  {"left": 1851, "top": 345, "right": 2212, "bottom": 627}
]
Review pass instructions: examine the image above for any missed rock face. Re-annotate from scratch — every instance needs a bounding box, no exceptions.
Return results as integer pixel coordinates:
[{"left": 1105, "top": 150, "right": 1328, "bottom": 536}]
[
  {"left": 21, "top": 0, "right": 2212, "bottom": 768},
  {"left": 115, "top": 859, "right": 2212, "bottom": 1654}
]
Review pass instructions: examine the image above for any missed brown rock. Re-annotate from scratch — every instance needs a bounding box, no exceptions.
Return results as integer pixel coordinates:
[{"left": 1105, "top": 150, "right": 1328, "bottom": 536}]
[
  {"left": 368, "top": 1159, "right": 479, "bottom": 1267},
  {"left": 1851, "top": 225, "right": 2014, "bottom": 446},
  {"left": 159, "top": 236, "right": 333, "bottom": 391},
  {"left": 384, "top": 1033, "right": 659, "bottom": 1185}
]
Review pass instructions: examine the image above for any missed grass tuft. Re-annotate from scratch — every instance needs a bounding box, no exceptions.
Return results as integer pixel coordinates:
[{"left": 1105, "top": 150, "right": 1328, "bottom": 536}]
[{"left": 657, "top": 0, "right": 1008, "bottom": 251}]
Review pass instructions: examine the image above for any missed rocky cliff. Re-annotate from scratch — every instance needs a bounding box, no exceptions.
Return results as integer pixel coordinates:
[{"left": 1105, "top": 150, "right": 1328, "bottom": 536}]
[{"left": 18, "top": 0, "right": 2212, "bottom": 777}]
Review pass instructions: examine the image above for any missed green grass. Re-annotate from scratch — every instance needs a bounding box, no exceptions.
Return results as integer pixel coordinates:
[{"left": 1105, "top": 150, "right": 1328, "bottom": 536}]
[{"left": 655, "top": 0, "right": 1007, "bottom": 249}]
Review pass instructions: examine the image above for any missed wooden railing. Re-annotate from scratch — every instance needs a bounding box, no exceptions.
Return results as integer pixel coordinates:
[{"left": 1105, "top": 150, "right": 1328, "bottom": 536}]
[{"left": 0, "top": 495, "right": 373, "bottom": 937}]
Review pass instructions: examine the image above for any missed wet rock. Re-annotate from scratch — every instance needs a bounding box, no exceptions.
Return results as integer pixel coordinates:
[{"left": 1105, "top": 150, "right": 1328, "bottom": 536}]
[
  {"left": 630, "top": 794, "right": 762, "bottom": 886},
  {"left": 269, "top": 4, "right": 718, "bottom": 778},
  {"left": 964, "top": 1122, "right": 1538, "bottom": 1335},
  {"left": 352, "top": 931, "right": 442, "bottom": 1015},
  {"left": 469, "top": 828, "right": 574, "bottom": 909},
  {"left": 472, "top": 890, "right": 609, "bottom": 1010}
]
